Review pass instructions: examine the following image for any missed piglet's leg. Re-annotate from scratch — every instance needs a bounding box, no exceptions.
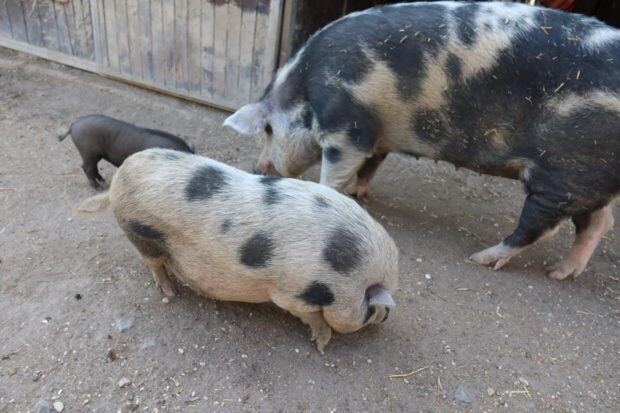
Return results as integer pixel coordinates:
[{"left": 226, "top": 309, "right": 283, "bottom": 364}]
[
  {"left": 144, "top": 259, "right": 176, "bottom": 297},
  {"left": 547, "top": 205, "right": 614, "bottom": 280},
  {"left": 298, "top": 312, "right": 332, "bottom": 355},
  {"left": 355, "top": 153, "right": 387, "bottom": 198},
  {"left": 471, "top": 193, "right": 565, "bottom": 270}
]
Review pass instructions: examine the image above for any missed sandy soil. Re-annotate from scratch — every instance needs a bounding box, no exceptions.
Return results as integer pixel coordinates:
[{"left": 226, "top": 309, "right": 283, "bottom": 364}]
[{"left": 0, "top": 48, "right": 618, "bottom": 413}]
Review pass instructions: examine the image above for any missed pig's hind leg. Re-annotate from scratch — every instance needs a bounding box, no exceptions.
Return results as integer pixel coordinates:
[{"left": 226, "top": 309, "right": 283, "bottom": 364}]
[
  {"left": 547, "top": 205, "right": 615, "bottom": 280},
  {"left": 144, "top": 258, "right": 177, "bottom": 297},
  {"left": 81, "top": 155, "right": 105, "bottom": 189},
  {"left": 471, "top": 191, "right": 566, "bottom": 271}
]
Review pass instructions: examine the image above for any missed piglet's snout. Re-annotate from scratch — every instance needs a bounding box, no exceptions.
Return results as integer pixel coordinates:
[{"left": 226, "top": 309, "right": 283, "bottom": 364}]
[{"left": 253, "top": 158, "right": 279, "bottom": 176}]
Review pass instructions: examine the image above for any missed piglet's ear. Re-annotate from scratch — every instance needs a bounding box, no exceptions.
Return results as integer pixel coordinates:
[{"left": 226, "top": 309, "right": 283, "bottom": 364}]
[
  {"left": 368, "top": 286, "right": 396, "bottom": 307},
  {"left": 223, "top": 102, "right": 268, "bottom": 135}
]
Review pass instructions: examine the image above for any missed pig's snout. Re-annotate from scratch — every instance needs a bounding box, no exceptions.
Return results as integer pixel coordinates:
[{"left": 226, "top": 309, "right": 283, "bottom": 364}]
[{"left": 253, "top": 158, "right": 280, "bottom": 176}]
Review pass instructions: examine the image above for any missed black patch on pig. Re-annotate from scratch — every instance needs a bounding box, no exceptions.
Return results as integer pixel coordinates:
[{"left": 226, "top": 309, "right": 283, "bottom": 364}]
[
  {"left": 363, "top": 305, "right": 376, "bottom": 324},
  {"left": 185, "top": 165, "right": 228, "bottom": 201},
  {"left": 324, "top": 147, "right": 341, "bottom": 163},
  {"left": 297, "top": 281, "right": 335, "bottom": 306},
  {"left": 302, "top": 106, "right": 314, "bottom": 129},
  {"left": 260, "top": 176, "right": 284, "bottom": 205},
  {"left": 323, "top": 227, "right": 363, "bottom": 274},
  {"left": 240, "top": 232, "right": 275, "bottom": 268},
  {"left": 314, "top": 195, "right": 329, "bottom": 209},
  {"left": 313, "top": 88, "right": 378, "bottom": 153},
  {"left": 445, "top": 53, "right": 462, "bottom": 82},
  {"left": 221, "top": 219, "right": 233, "bottom": 234},
  {"left": 453, "top": 3, "right": 479, "bottom": 46},
  {"left": 125, "top": 220, "right": 167, "bottom": 258}
]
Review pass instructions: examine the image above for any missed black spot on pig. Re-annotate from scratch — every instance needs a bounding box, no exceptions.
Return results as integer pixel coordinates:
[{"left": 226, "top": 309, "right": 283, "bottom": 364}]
[
  {"left": 314, "top": 195, "right": 329, "bottom": 209},
  {"left": 260, "top": 176, "right": 284, "bottom": 205},
  {"left": 297, "top": 281, "right": 335, "bottom": 306},
  {"left": 363, "top": 305, "right": 376, "bottom": 324},
  {"left": 313, "top": 87, "right": 378, "bottom": 153},
  {"left": 128, "top": 220, "right": 166, "bottom": 243},
  {"left": 124, "top": 220, "right": 167, "bottom": 258},
  {"left": 240, "top": 232, "right": 275, "bottom": 268},
  {"left": 221, "top": 219, "right": 233, "bottom": 234},
  {"left": 453, "top": 3, "right": 479, "bottom": 46},
  {"left": 185, "top": 165, "right": 228, "bottom": 201},
  {"left": 302, "top": 106, "right": 314, "bottom": 129},
  {"left": 445, "top": 53, "right": 462, "bottom": 82},
  {"left": 324, "top": 147, "right": 341, "bottom": 163},
  {"left": 323, "top": 227, "right": 363, "bottom": 274}
]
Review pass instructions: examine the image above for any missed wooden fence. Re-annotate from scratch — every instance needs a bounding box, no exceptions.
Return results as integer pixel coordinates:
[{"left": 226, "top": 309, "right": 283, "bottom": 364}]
[{"left": 0, "top": 0, "right": 284, "bottom": 110}]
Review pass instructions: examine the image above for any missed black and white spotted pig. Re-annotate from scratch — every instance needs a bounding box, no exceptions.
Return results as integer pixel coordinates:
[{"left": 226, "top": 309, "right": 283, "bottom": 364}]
[
  {"left": 59, "top": 114, "right": 195, "bottom": 188},
  {"left": 78, "top": 148, "right": 399, "bottom": 353},
  {"left": 224, "top": 1, "right": 619, "bottom": 280}
]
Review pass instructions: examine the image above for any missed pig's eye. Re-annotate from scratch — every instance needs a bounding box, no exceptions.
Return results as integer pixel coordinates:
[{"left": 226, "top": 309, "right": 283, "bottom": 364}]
[{"left": 265, "top": 124, "right": 273, "bottom": 136}]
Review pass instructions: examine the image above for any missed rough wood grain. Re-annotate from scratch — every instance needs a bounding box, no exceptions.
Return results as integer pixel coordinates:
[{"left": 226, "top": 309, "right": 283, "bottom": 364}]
[
  {"left": 150, "top": 0, "right": 165, "bottom": 85},
  {"left": 127, "top": 0, "right": 143, "bottom": 78},
  {"left": 187, "top": 0, "right": 201, "bottom": 93},
  {"left": 212, "top": 0, "right": 227, "bottom": 99},
  {"left": 102, "top": 0, "right": 119, "bottom": 70},
  {"left": 21, "top": 0, "right": 44, "bottom": 47},
  {"left": 162, "top": 0, "right": 175, "bottom": 88},
  {"left": 114, "top": 0, "right": 131, "bottom": 75},
  {"left": 138, "top": 0, "right": 153, "bottom": 81},
  {"left": 200, "top": 0, "right": 215, "bottom": 98},
  {"left": 237, "top": 0, "right": 258, "bottom": 106},
  {"left": 36, "top": 0, "right": 61, "bottom": 50},
  {"left": 0, "top": 1, "right": 11, "bottom": 37},
  {"left": 174, "top": 0, "right": 188, "bottom": 91},
  {"left": 53, "top": 0, "right": 74, "bottom": 55}
]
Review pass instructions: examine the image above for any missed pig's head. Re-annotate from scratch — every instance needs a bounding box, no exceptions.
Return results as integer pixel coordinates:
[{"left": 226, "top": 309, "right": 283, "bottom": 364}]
[{"left": 223, "top": 97, "right": 321, "bottom": 178}]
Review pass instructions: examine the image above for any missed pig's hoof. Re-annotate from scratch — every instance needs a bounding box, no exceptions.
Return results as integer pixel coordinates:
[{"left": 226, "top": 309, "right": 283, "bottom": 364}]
[
  {"left": 310, "top": 325, "right": 332, "bottom": 355},
  {"left": 355, "top": 183, "right": 370, "bottom": 199},
  {"left": 547, "top": 259, "right": 584, "bottom": 280},
  {"left": 159, "top": 282, "right": 177, "bottom": 297},
  {"left": 470, "top": 245, "right": 514, "bottom": 271}
]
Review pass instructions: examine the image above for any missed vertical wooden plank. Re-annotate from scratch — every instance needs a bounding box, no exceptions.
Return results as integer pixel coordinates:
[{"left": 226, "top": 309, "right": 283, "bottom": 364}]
[
  {"left": 212, "top": 0, "right": 227, "bottom": 99},
  {"left": 0, "top": 0, "right": 13, "bottom": 37},
  {"left": 225, "top": 0, "right": 242, "bottom": 104},
  {"left": 64, "top": 0, "right": 79, "bottom": 56},
  {"left": 162, "top": 0, "right": 176, "bottom": 88},
  {"left": 21, "top": 0, "right": 44, "bottom": 46},
  {"left": 151, "top": 0, "right": 166, "bottom": 85},
  {"left": 200, "top": 0, "right": 215, "bottom": 98},
  {"left": 174, "top": 0, "right": 188, "bottom": 91},
  {"left": 114, "top": 0, "right": 131, "bottom": 75},
  {"left": 53, "top": 1, "right": 74, "bottom": 55},
  {"left": 80, "top": 0, "right": 95, "bottom": 60},
  {"left": 6, "top": 1, "right": 27, "bottom": 42},
  {"left": 250, "top": 0, "right": 281, "bottom": 101},
  {"left": 103, "top": 0, "right": 119, "bottom": 71},
  {"left": 91, "top": 0, "right": 108, "bottom": 68},
  {"left": 127, "top": 0, "right": 143, "bottom": 79},
  {"left": 237, "top": 0, "right": 258, "bottom": 106},
  {"left": 36, "top": 0, "right": 61, "bottom": 50},
  {"left": 187, "top": 0, "right": 201, "bottom": 93},
  {"left": 138, "top": 0, "right": 153, "bottom": 82}
]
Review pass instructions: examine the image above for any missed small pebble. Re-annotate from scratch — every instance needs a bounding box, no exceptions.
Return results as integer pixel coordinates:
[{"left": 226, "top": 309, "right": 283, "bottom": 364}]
[
  {"left": 487, "top": 387, "right": 495, "bottom": 396},
  {"left": 53, "top": 401, "right": 64, "bottom": 412},
  {"left": 115, "top": 318, "right": 133, "bottom": 332},
  {"left": 454, "top": 385, "right": 474, "bottom": 403},
  {"left": 118, "top": 377, "right": 131, "bottom": 388},
  {"left": 34, "top": 399, "right": 53, "bottom": 413},
  {"left": 107, "top": 349, "right": 117, "bottom": 362},
  {"left": 178, "top": 348, "right": 185, "bottom": 354},
  {"left": 519, "top": 377, "right": 529, "bottom": 386},
  {"left": 7, "top": 367, "right": 17, "bottom": 376},
  {"left": 415, "top": 258, "right": 422, "bottom": 262},
  {"left": 425, "top": 273, "right": 432, "bottom": 280},
  {"left": 32, "top": 372, "right": 41, "bottom": 382},
  {"left": 74, "top": 293, "right": 82, "bottom": 300},
  {"left": 162, "top": 297, "right": 170, "bottom": 304}
]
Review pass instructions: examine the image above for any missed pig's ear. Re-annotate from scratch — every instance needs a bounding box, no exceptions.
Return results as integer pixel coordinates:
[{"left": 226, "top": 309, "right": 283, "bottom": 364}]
[
  {"left": 223, "top": 102, "right": 268, "bottom": 135},
  {"left": 368, "top": 287, "right": 396, "bottom": 307}
]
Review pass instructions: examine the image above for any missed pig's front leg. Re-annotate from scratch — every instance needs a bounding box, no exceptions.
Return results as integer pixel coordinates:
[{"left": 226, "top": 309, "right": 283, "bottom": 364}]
[
  {"left": 271, "top": 292, "right": 332, "bottom": 354},
  {"left": 319, "top": 143, "right": 371, "bottom": 196},
  {"left": 356, "top": 153, "right": 388, "bottom": 198}
]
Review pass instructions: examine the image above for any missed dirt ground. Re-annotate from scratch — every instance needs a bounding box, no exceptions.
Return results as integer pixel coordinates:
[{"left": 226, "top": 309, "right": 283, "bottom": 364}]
[{"left": 0, "top": 47, "right": 618, "bottom": 413}]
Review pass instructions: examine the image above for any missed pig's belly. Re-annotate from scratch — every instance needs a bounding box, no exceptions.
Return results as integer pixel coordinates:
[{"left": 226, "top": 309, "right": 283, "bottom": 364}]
[{"left": 165, "top": 258, "right": 273, "bottom": 304}]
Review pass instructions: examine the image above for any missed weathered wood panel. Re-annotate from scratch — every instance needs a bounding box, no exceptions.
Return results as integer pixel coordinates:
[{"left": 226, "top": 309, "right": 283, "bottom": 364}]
[
  {"left": 0, "top": 1, "right": 11, "bottom": 36},
  {"left": 1, "top": 0, "right": 284, "bottom": 110},
  {"left": 5, "top": 2, "right": 27, "bottom": 42}
]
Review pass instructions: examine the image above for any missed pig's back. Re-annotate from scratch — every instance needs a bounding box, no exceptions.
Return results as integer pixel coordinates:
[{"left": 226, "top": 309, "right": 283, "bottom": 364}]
[{"left": 109, "top": 149, "right": 395, "bottom": 300}]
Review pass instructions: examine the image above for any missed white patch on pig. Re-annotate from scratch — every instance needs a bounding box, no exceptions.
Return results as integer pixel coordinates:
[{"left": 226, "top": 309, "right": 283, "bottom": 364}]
[
  {"left": 583, "top": 27, "right": 620, "bottom": 51},
  {"left": 547, "top": 91, "right": 620, "bottom": 117},
  {"left": 450, "top": 2, "right": 538, "bottom": 80}
]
